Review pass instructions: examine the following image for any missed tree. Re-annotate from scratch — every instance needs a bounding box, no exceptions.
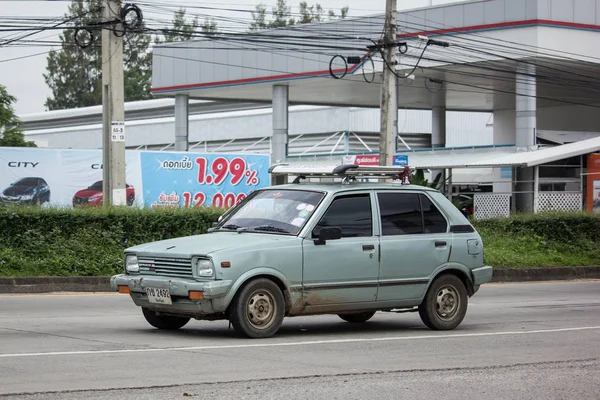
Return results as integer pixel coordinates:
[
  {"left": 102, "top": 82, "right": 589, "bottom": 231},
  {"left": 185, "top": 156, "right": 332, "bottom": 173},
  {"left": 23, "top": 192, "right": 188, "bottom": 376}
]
[
  {"left": 158, "top": 8, "right": 200, "bottom": 43},
  {"left": 0, "top": 85, "right": 36, "bottom": 147},
  {"left": 123, "top": 24, "right": 153, "bottom": 102},
  {"left": 271, "top": 0, "right": 294, "bottom": 28},
  {"left": 250, "top": 1, "right": 349, "bottom": 30},
  {"left": 250, "top": 4, "right": 268, "bottom": 31},
  {"left": 200, "top": 18, "right": 219, "bottom": 35},
  {"left": 44, "top": 0, "right": 154, "bottom": 110}
]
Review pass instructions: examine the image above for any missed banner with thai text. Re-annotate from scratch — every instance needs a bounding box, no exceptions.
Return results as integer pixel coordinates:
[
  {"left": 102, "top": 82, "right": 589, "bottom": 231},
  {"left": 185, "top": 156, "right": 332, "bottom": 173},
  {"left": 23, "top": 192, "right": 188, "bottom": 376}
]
[{"left": 140, "top": 151, "right": 270, "bottom": 209}]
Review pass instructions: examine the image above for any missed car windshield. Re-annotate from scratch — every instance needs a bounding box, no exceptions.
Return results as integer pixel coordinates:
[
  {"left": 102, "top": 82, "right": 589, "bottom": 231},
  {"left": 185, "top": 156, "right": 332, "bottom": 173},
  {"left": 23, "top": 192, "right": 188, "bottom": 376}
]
[
  {"left": 217, "top": 189, "right": 325, "bottom": 235},
  {"left": 14, "top": 178, "right": 39, "bottom": 186},
  {"left": 88, "top": 181, "right": 103, "bottom": 190}
]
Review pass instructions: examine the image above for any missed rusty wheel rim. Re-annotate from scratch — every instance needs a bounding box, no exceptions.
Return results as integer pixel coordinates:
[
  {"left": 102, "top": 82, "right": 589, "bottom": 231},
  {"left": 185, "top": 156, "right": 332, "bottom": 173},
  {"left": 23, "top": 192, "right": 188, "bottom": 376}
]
[{"left": 246, "top": 289, "right": 276, "bottom": 330}]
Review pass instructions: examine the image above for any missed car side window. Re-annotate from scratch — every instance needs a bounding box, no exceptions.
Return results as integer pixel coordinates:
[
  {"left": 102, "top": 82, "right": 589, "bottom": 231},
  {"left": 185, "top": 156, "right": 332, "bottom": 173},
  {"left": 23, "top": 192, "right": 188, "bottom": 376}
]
[
  {"left": 420, "top": 194, "right": 448, "bottom": 233},
  {"left": 312, "top": 194, "right": 372, "bottom": 238},
  {"left": 377, "top": 192, "right": 422, "bottom": 235}
]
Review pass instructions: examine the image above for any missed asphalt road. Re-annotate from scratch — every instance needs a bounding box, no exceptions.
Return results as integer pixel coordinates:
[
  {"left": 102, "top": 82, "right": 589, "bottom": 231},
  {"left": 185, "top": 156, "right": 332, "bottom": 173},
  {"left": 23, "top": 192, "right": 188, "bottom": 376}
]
[{"left": 0, "top": 281, "right": 599, "bottom": 399}]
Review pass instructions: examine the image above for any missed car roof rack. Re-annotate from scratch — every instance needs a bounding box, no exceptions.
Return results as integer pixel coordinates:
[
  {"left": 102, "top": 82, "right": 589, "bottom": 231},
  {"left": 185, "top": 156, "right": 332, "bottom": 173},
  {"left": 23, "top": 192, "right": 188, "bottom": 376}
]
[{"left": 268, "top": 164, "right": 413, "bottom": 184}]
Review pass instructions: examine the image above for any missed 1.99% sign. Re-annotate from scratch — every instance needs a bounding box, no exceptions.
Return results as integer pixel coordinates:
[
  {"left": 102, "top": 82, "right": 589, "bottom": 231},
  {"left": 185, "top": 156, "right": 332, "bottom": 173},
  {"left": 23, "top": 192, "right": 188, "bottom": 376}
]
[
  {"left": 195, "top": 157, "right": 259, "bottom": 186},
  {"left": 180, "top": 157, "right": 258, "bottom": 208}
]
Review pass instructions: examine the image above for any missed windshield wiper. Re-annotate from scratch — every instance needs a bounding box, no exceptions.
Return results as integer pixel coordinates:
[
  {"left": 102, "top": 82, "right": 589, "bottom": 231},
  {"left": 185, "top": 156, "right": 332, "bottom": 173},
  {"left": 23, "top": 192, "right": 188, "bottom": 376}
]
[
  {"left": 208, "top": 224, "right": 242, "bottom": 232},
  {"left": 221, "top": 224, "right": 242, "bottom": 230},
  {"left": 250, "top": 225, "right": 291, "bottom": 234}
]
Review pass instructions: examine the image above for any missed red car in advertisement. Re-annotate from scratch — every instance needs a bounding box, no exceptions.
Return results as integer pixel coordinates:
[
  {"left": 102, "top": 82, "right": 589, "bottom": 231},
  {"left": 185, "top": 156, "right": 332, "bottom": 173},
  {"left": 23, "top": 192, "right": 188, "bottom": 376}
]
[{"left": 73, "top": 181, "right": 135, "bottom": 207}]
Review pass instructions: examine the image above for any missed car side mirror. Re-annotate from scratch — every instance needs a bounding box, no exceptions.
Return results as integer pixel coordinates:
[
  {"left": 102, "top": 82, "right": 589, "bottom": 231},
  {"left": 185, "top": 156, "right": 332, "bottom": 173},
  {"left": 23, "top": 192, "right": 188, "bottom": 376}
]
[{"left": 314, "top": 227, "right": 342, "bottom": 245}]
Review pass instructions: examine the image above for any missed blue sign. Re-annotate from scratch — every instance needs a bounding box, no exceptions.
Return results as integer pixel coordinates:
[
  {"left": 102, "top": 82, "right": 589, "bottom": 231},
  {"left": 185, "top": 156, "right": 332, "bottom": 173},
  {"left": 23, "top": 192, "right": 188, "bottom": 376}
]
[
  {"left": 393, "top": 155, "right": 409, "bottom": 166},
  {"left": 500, "top": 167, "right": 512, "bottom": 179},
  {"left": 140, "top": 152, "right": 270, "bottom": 209}
]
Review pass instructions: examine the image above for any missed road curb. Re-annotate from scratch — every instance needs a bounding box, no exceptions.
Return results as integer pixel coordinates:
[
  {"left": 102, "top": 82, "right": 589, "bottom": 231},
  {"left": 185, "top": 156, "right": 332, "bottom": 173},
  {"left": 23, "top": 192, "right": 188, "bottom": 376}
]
[
  {"left": 1, "top": 267, "right": 599, "bottom": 293},
  {"left": 0, "top": 276, "right": 111, "bottom": 294},
  {"left": 490, "top": 266, "right": 600, "bottom": 283}
]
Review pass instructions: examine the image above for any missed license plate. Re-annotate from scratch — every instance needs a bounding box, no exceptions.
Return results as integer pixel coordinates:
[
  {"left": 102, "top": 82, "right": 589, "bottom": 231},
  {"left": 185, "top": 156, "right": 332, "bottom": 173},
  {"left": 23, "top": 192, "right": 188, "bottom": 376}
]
[{"left": 145, "top": 287, "right": 172, "bottom": 305}]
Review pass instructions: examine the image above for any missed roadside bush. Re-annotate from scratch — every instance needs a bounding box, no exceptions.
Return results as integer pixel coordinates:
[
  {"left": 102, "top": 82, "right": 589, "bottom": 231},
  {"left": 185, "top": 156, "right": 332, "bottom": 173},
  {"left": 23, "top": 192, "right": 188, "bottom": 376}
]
[
  {"left": 0, "top": 205, "right": 223, "bottom": 276},
  {"left": 473, "top": 212, "right": 600, "bottom": 268},
  {"left": 0, "top": 207, "right": 599, "bottom": 276}
]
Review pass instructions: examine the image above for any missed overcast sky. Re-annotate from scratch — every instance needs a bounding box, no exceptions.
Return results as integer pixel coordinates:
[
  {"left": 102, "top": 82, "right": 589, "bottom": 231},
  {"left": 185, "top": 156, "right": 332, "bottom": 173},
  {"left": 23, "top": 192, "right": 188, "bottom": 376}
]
[{"left": 0, "top": 0, "right": 465, "bottom": 115}]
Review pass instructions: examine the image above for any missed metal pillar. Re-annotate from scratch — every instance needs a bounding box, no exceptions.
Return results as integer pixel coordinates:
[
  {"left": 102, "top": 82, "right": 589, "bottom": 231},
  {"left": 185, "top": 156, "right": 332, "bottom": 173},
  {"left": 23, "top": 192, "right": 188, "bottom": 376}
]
[
  {"left": 431, "top": 93, "right": 446, "bottom": 186},
  {"left": 515, "top": 64, "right": 537, "bottom": 212},
  {"left": 533, "top": 165, "right": 540, "bottom": 213},
  {"left": 272, "top": 85, "right": 289, "bottom": 185},
  {"left": 174, "top": 94, "right": 189, "bottom": 152}
]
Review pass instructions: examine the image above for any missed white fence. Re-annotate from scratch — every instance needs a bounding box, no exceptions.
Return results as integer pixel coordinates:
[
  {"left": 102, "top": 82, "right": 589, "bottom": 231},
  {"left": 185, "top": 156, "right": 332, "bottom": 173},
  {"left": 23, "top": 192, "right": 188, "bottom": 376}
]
[
  {"left": 473, "top": 194, "right": 511, "bottom": 219},
  {"left": 536, "top": 192, "right": 582, "bottom": 212}
]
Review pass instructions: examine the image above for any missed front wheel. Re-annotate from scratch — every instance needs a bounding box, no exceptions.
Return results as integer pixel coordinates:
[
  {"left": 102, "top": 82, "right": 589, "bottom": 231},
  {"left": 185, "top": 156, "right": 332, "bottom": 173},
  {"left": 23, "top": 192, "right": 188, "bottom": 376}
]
[
  {"left": 229, "top": 278, "right": 285, "bottom": 338},
  {"left": 338, "top": 311, "right": 376, "bottom": 323},
  {"left": 418, "top": 274, "right": 468, "bottom": 330},
  {"left": 142, "top": 307, "right": 190, "bottom": 330}
]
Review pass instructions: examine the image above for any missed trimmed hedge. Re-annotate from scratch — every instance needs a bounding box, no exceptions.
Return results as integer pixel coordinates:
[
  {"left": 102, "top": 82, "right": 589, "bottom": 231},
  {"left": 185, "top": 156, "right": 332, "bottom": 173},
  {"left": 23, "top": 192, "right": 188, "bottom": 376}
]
[
  {"left": 0, "top": 207, "right": 599, "bottom": 276},
  {"left": 0, "top": 206, "right": 222, "bottom": 276},
  {"left": 474, "top": 212, "right": 600, "bottom": 268}
]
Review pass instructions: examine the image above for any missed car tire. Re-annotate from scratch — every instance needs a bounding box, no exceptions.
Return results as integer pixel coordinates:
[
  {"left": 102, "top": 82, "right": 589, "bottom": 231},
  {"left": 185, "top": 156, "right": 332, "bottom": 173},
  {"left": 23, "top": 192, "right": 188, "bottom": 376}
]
[
  {"left": 418, "top": 274, "right": 468, "bottom": 330},
  {"left": 229, "top": 278, "right": 285, "bottom": 339},
  {"left": 142, "top": 307, "right": 190, "bottom": 330},
  {"left": 338, "top": 311, "right": 376, "bottom": 323}
]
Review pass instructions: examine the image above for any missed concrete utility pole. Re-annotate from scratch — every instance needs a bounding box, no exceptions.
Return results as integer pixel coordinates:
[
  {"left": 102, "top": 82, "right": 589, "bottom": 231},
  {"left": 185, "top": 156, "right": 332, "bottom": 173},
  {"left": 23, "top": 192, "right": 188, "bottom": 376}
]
[
  {"left": 379, "top": 0, "right": 398, "bottom": 166},
  {"left": 101, "top": 0, "right": 127, "bottom": 206}
]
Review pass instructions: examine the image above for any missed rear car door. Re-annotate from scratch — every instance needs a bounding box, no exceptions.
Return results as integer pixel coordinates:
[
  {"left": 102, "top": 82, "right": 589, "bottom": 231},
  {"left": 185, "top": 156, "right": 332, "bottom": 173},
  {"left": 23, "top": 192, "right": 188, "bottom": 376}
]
[{"left": 376, "top": 191, "right": 451, "bottom": 302}]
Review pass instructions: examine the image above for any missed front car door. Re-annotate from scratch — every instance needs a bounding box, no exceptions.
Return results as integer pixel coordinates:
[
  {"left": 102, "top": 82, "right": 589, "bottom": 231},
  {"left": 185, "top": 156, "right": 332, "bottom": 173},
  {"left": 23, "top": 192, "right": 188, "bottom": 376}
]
[
  {"left": 375, "top": 191, "right": 451, "bottom": 303},
  {"left": 301, "top": 192, "right": 379, "bottom": 308}
]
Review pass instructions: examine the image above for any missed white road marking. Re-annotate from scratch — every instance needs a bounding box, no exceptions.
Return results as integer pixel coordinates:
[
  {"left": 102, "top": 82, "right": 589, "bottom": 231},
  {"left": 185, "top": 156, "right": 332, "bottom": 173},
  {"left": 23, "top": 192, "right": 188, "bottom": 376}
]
[{"left": 1, "top": 326, "right": 599, "bottom": 359}]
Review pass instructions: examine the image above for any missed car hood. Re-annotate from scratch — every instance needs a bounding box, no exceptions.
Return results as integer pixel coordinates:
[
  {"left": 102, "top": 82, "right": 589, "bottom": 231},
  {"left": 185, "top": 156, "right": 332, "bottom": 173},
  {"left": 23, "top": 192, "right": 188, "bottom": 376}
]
[
  {"left": 2, "top": 185, "right": 34, "bottom": 196},
  {"left": 125, "top": 231, "right": 298, "bottom": 258},
  {"left": 75, "top": 189, "right": 102, "bottom": 198}
]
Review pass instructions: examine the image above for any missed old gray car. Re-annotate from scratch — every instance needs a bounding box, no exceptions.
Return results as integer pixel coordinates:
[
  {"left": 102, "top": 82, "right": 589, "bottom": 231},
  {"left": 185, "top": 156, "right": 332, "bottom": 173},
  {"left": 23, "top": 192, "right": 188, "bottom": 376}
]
[{"left": 111, "top": 164, "right": 493, "bottom": 338}]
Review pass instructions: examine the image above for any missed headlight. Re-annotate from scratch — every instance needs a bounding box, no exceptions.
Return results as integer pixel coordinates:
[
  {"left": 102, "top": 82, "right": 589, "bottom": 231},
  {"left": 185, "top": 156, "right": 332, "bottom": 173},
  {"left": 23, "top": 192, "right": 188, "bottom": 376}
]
[
  {"left": 196, "top": 258, "right": 214, "bottom": 277},
  {"left": 125, "top": 254, "right": 139, "bottom": 272}
]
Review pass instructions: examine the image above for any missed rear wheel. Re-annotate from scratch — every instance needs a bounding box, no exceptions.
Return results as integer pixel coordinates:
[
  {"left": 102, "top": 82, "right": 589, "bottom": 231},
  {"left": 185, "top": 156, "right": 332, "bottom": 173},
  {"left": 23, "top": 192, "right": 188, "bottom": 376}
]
[
  {"left": 127, "top": 194, "right": 135, "bottom": 206},
  {"left": 142, "top": 307, "right": 190, "bottom": 330},
  {"left": 418, "top": 274, "right": 468, "bottom": 330},
  {"left": 229, "top": 278, "right": 285, "bottom": 339},
  {"left": 338, "top": 311, "right": 376, "bottom": 323}
]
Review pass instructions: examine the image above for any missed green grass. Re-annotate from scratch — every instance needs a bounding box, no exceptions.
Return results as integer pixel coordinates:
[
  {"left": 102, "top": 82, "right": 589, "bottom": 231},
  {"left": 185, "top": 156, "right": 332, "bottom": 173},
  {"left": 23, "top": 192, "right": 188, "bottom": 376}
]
[
  {"left": 477, "top": 227, "right": 600, "bottom": 268},
  {"left": 0, "top": 206, "right": 599, "bottom": 276}
]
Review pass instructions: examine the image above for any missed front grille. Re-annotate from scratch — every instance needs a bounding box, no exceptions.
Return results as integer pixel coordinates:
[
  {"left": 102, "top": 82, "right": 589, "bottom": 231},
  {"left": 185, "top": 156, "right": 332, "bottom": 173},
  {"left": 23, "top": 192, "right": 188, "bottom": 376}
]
[
  {"left": 137, "top": 256, "right": 193, "bottom": 278},
  {"left": 74, "top": 197, "right": 88, "bottom": 204}
]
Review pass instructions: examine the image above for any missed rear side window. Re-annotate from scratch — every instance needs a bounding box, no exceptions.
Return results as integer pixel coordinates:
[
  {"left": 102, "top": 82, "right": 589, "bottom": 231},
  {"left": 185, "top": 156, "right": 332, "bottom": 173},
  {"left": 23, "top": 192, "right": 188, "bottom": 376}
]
[
  {"left": 313, "top": 194, "right": 373, "bottom": 238},
  {"left": 377, "top": 192, "right": 447, "bottom": 236},
  {"left": 378, "top": 192, "right": 422, "bottom": 235},
  {"left": 420, "top": 194, "right": 448, "bottom": 233}
]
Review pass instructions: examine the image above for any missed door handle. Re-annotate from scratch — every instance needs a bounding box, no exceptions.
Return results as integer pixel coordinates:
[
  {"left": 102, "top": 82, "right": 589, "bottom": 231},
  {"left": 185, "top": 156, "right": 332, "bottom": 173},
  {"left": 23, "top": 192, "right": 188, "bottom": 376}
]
[
  {"left": 362, "top": 244, "right": 375, "bottom": 251},
  {"left": 435, "top": 241, "right": 447, "bottom": 247}
]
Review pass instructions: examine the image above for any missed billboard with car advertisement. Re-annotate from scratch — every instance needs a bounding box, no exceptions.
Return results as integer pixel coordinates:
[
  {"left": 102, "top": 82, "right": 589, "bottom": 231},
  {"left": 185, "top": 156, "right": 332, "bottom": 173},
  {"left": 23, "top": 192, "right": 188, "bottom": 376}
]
[{"left": 0, "top": 148, "right": 269, "bottom": 209}]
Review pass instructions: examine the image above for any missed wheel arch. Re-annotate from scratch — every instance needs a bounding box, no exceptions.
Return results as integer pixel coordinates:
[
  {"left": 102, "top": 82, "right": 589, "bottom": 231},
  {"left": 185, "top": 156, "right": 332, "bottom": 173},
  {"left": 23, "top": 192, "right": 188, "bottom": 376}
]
[
  {"left": 427, "top": 264, "right": 475, "bottom": 297},
  {"left": 224, "top": 268, "right": 294, "bottom": 314}
]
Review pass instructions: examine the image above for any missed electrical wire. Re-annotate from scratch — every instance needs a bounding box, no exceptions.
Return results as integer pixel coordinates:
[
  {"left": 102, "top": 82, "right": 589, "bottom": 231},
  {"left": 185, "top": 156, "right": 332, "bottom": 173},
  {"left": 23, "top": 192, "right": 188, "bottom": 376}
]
[{"left": 5, "top": 2, "right": 600, "bottom": 112}]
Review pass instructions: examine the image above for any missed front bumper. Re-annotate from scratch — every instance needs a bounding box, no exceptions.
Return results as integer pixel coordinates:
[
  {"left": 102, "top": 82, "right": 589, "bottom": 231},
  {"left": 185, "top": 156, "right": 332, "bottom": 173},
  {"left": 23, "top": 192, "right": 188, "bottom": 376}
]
[
  {"left": 471, "top": 265, "right": 494, "bottom": 286},
  {"left": 110, "top": 274, "right": 233, "bottom": 316}
]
